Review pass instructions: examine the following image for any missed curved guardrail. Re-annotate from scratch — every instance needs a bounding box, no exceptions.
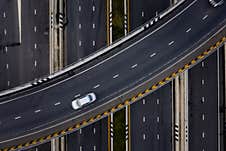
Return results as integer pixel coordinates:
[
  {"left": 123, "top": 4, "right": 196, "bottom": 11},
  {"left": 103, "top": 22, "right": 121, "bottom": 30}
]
[{"left": 0, "top": 0, "right": 185, "bottom": 98}]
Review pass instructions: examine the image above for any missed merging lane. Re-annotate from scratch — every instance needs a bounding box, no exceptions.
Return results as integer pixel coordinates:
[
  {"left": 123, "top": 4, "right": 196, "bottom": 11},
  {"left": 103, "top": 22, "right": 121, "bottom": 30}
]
[{"left": 0, "top": 0, "right": 226, "bottom": 148}]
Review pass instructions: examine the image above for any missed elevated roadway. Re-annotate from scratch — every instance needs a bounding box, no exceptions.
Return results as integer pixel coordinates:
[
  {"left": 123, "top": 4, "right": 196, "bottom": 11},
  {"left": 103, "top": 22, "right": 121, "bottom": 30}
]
[{"left": 0, "top": 0, "right": 226, "bottom": 150}]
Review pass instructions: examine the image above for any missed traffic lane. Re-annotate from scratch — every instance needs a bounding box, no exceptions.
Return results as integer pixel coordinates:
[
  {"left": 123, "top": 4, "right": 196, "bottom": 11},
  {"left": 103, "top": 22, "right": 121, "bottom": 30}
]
[
  {"left": 67, "top": 117, "right": 108, "bottom": 151},
  {"left": 0, "top": 0, "right": 225, "bottom": 143},
  {"left": 188, "top": 52, "right": 218, "bottom": 150},
  {"left": 130, "top": 0, "right": 170, "bottom": 30},
  {"left": 66, "top": 0, "right": 107, "bottom": 64},
  {"left": 0, "top": 0, "right": 20, "bottom": 46},
  {"left": 131, "top": 83, "right": 172, "bottom": 151}
]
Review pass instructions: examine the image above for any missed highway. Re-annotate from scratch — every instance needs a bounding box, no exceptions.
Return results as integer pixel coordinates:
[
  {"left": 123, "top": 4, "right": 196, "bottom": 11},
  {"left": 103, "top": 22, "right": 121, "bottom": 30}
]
[
  {"left": 129, "top": 0, "right": 170, "bottom": 30},
  {"left": 67, "top": 117, "right": 108, "bottom": 151},
  {"left": 66, "top": 0, "right": 107, "bottom": 64},
  {"left": 0, "top": 0, "right": 49, "bottom": 91},
  {"left": 0, "top": 0, "right": 226, "bottom": 149},
  {"left": 0, "top": 0, "right": 20, "bottom": 47},
  {"left": 188, "top": 52, "right": 219, "bottom": 150},
  {"left": 131, "top": 83, "right": 172, "bottom": 151}
]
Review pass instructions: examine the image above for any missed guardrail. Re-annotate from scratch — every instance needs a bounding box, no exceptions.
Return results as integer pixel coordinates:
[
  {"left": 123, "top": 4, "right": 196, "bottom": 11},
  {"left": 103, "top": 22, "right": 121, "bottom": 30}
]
[{"left": 0, "top": 0, "right": 186, "bottom": 98}]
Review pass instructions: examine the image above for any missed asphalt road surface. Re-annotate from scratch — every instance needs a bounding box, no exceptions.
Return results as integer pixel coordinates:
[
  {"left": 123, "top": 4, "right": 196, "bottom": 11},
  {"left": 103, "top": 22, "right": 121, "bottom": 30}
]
[
  {"left": 129, "top": 0, "right": 170, "bottom": 30},
  {"left": 0, "top": 0, "right": 49, "bottom": 91},
  {"left": 0, "top": 0, "right": 20, "bottom": 47},
  {"left": 188, "top": 52, "right": 219, "bottom": 151},
  {"left": 0, "top": 0, "right": 225, "bottom": 148},
  {"left": 67, "top": 117, "right": 108, "bottom": 151},
  {"left": 66, "top": 0, "right": 107, "bottom": 65},
  {"left": 131, "top": 83, "right": 172, "bottom": 151}
]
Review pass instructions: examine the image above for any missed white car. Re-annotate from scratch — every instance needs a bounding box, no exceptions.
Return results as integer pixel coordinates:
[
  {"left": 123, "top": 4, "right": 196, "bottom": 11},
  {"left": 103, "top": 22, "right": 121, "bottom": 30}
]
[
  {"left": 209, "top": 0, "right": 224, "bottom": 7},
  {"left": 72, "top": 93, "right": 96, "bottom": 110}
]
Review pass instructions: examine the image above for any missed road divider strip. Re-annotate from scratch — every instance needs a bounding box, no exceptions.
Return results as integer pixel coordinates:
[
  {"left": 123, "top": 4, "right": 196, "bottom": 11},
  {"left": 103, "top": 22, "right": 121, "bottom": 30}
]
[{"left": 1, "top": 36, "right": 225, "bottom": 151}]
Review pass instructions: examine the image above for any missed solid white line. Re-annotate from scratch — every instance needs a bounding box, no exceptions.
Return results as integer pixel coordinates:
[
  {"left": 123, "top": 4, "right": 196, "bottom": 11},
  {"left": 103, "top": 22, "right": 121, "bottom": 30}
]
[
  {"left": 150, "top": 52, "right": 156, "bottom": 58},
  {"left": 168, "top": 41, "right": 174, "bottom": 46},
  {"left": 186, "top": 28, "right": 191, "bottom": 33},
  {"left": 131, "top": 64, "right": 138, "bottom": 69},
  {"left": 93, "top": 84, "right": 100, "bottom": 89},
  {"left": 54, "top": 102, "right": 61, "bottom": 106},
  {"left": 202, "top": 14, "right": 208, "bottom": 20},
  {"left": 113, "top": 74, "right": 119, "bottom": 79}
]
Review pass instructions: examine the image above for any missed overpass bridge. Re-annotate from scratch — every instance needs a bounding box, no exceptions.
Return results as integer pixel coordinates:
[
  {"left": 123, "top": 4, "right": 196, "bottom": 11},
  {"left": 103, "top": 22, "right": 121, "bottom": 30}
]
[{"left": 0, "top": 0, "right": 226, "bottom": 151}]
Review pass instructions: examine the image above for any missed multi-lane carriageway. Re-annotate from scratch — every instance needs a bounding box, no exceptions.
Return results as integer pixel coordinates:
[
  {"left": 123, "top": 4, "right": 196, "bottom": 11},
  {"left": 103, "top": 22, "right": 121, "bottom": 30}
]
[{"left": 0, "top": 0, "right": 226, "bottom": 150}]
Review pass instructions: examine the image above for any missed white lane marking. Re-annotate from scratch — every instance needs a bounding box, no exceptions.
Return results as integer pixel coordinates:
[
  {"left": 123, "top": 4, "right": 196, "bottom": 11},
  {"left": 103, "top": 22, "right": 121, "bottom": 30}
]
[
  {"left": 34, "top": 9, "right": 37, "bottom": 15},
  {"left": 34, "top": 60, "right": 37, "bottom": 67},
  {"left": 4, "top": 29, "right": 7, "bottom": 36},
  {"left": 202, "top": 61, "right": 205, "bottom": 67},
  {"left": 54, "top": 102, "right": 61, "bottom": 106},
  {"left": 14, "top": 116, "right": 21, "bottom": 120},
  {"left": 157, "top": 134, "right": 160, "bottom": 140},
  {"left": 79, "top": 24, "right": 82, "bottom": 29},
  {"left": 92, "top": 6, "right": 95, "bottom": 12},
  {"left": 150, "top": 52, "right": 156, "bottom": 58},
  {"left": 93, "top": 41, "right": 96, "bottom": 46},
  {"left": 93, "top": 127, "right": 96, "bottom": 134},
  {"left": 202, "top": 132, "right": 205, "bottom": 138},
  {"left": 142, "top": 116, "right": 146, "bottom": 123},
  {"left": 202, "top": 79, "right": 205, "bottom": 85},
  {"left": 143, "top": 133, "right": 146, "bottom": 140},
  {"left": 93, "top": 145, "right": 96, "bottom": 151},
  {"left": 93, "top": 84, "right": 100, "bottom": 89},
  {"left": 168, "top": 41, "right": 174, "bottom": 46},
  {"left": 34, "top": 43, "right": 37, "bottom": 49},
  {"left": 79, "top": 41, "right": 82, "bottom": 47},
  {"left": 79, "top": 6, "right": 81, "bottom": 12},
  {"left": 201, "top": 96, "right": 205, "bottom": 103},
  {"left": 93, "top": 23, "right": 95, "bottom": 29},
  {"left": 3, "top": 12, "right": 6, "bottom": 18},
  {"left": 74, "top": 94, "right": 80, "bottom": 98},
  {"left": 202, "top": 114, "right": 205, "bottom": 121},
  {"left": 186, "top": 28, "right": 191, "bottom": 33},
  {"left": 156, "top": 99, "right": 160, "bottom": 105},
  {"left": 157, "top": 116, "right": 160, "bottom": 123},
  {"left": 4, "top": 47, "right": 8, "bottom": 53},
  {"left": 34, "top": 26, "right": 37, "bottom": 32},
  {"left": 131, "top": 64, "right": 138, "bottom": 69},
  {"left": 113, "top": 74, "right": 119, "bottom": 79},
  {"left": 35, "top": 110, "right": 41, "bottom": 113},
  {"left": 142, "top": 99, "right": 146, "bottom": 105},
  {"left": 202, "top": 14, "right": 208, "bottom": 20},
  {"left": 80, "top": 146, "right": 82, "bottom": 151},
  {"left": 6, "top": 64, "right": 9, "bottom": 69}
]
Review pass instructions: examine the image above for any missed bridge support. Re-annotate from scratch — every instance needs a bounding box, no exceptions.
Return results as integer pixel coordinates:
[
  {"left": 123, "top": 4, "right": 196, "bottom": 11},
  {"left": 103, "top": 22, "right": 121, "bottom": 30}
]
[
  {"left": 49, "top": 0, "right": 65, "bottom": 74},
  {"left": 17, "top": 0, "right": 21, "bottom": 44},
  {"left": 125, "top": 105, "right": 130, "bottom": 151},
  {"left": 107, "top": 0, "right": 113, "bottom": 45},
  {"left": 51, "top": 137, "right": 65, "bottom": 151},
  {"left": 108, "top": 113, "right": 114, "bottom": 151},
  {"left": 174, "top": 71, "right": 189, "bottom": 151}
]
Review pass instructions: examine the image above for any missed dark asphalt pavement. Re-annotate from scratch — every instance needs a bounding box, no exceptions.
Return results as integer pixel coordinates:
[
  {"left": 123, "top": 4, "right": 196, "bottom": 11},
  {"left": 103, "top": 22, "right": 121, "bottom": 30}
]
[
  {"left": 67, "top": 117, "right": 108, "bottom": 151},
  {"left": 66, "top": 0, "right": 107, "bottom": 65},
  {"left": 0, "top": 0, "right": 49, "bottom": 91},
  {"left": 26, "top": 142, "right": 51, "bottom": 151},
  {"left": 129, "top": 0, "right": 170, "bottom": 30},
  {"left": 188, "top": 52, "right": 219, "bottom": 150},
  {"left": 131, "top": 83, "right": 172, "bottom": 151},
  {"left": 0, "top": 0, "right": 225, "bottom": 147},
  {"left": 0, "top": 0, "right": 20, "bottom": 47}
]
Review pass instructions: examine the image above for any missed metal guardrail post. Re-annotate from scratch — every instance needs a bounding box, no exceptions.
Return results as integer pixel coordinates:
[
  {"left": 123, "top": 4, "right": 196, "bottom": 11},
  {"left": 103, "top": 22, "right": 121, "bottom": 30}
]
[
  {"left": 174, "top": 76, "right": 180, "bottom": 151},
  {"left": 124, "top": 0, "right": 128, "bottom": 35},
  {"left": 58, "top": 0, "right": 64, "bottom": 70},
  {"left": 108, "top": 113, "right": 114, "bottom": 151}
]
